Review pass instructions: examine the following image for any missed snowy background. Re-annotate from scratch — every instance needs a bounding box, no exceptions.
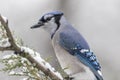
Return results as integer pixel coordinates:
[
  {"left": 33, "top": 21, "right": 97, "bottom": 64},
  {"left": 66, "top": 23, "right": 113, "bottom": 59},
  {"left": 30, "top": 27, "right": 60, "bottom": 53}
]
[{"left": 0, "top": 0, "right": 120, "bottom": 80}]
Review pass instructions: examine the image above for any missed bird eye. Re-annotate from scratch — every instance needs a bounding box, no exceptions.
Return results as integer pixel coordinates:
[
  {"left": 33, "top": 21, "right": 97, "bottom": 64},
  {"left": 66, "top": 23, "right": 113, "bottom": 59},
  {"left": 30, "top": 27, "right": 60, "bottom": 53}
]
[{"left": 46, "top": 17, "right": 52, "bottom": 21}]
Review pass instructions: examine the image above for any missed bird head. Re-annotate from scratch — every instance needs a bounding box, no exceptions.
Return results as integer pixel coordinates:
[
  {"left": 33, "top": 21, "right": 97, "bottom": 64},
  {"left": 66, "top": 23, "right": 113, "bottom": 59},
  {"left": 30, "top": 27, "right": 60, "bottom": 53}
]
[{"left": 31, "top": 11, "right": 64, "bottom": 38}]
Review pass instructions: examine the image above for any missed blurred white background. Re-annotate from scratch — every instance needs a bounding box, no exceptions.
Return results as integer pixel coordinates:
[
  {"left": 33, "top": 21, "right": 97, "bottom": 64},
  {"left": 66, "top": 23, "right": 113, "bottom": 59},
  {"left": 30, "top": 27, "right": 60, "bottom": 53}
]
[{"left": 0, "top": 0, "right": 120, "bottom": 80}]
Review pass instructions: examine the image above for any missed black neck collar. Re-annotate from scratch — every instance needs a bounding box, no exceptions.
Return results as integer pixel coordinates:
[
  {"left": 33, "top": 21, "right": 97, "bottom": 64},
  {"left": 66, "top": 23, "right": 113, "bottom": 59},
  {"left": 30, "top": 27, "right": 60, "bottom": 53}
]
[{"left": 51, "top": 16, "right": 61, "bottom": 39}]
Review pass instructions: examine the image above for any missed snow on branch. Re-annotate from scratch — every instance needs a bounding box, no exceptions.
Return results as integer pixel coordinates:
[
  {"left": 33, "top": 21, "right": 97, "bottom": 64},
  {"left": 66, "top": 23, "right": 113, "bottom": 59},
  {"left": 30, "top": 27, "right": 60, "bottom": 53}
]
[{"left": 0, "top": 15, "right": 63, "bottom": 80}]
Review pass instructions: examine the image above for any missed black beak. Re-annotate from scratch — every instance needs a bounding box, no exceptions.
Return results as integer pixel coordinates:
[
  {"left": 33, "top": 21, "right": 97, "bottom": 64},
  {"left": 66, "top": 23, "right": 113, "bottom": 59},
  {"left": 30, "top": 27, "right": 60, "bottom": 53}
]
[{"left": 31, "top": 21, "right": 44, "bottom": 29}]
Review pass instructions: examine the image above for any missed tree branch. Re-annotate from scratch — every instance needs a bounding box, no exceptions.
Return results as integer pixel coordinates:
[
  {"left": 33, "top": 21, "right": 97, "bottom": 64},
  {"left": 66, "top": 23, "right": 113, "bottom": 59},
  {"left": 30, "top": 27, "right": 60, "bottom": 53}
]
[
  {"left": 0, "top": 15, "right": 20, "bottom": 51},
  {"left": 0, "top": 15, "right": 63, "bottom": 80},
  {"left": 0, "top": 47, "right": 14, "bottom": 51}
]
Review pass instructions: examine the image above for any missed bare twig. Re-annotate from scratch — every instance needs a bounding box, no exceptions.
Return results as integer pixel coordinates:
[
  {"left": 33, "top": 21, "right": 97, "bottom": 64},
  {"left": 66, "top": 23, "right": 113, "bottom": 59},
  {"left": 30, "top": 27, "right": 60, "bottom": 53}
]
[
  {"left": 0, "top": 47, "right": 14, "bottom": 51},
  {"left": 0, "top": 15, "right": 63, "bottom": 80},
  {"left": 0, "top": 15, "right": 20, "bottom": 51}
]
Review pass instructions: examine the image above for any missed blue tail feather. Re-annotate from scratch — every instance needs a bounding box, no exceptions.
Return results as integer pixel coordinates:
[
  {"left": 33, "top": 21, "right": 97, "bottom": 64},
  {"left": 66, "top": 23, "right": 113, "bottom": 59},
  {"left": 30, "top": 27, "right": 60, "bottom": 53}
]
[{"left": 74, "top": 50, "right": 103, "bottom": 80}]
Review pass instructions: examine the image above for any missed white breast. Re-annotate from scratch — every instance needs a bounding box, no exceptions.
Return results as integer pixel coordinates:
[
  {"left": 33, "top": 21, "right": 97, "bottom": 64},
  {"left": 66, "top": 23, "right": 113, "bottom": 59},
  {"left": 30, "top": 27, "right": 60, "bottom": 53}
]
[{"left": 52, "top": 39, "right": 96, "bottom": 80}]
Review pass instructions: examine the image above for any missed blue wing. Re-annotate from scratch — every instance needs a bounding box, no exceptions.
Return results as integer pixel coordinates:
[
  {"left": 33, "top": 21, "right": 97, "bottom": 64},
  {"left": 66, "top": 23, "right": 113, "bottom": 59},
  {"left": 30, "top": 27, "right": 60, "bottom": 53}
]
[
  {"left": 59, "top": 26, "right": 103, "bottom": 80},
  {"left": 59, "top": 26, "right": 90, "bottom": 55}
]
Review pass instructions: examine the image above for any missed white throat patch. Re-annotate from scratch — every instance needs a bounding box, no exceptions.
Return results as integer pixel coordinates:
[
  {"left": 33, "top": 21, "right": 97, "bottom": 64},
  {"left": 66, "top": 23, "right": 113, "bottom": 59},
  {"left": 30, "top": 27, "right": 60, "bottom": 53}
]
[{"left": 42, "top": 18, "right": 58, "bottom": 36}]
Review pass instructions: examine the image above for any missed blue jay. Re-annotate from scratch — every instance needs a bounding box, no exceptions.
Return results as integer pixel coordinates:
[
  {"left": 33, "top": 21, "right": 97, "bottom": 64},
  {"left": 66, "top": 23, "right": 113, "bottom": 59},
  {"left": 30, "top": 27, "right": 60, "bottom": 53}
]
[{"left": 31, "top": 11, "right": 103, "bottom": 80}]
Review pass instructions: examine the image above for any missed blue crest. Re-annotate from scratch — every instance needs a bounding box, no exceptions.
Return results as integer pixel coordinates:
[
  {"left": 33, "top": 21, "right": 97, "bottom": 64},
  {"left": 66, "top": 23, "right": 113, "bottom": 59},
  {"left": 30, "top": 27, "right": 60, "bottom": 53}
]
[{"left": 43, "top": 11, "right": 63, "bottom": 16}]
